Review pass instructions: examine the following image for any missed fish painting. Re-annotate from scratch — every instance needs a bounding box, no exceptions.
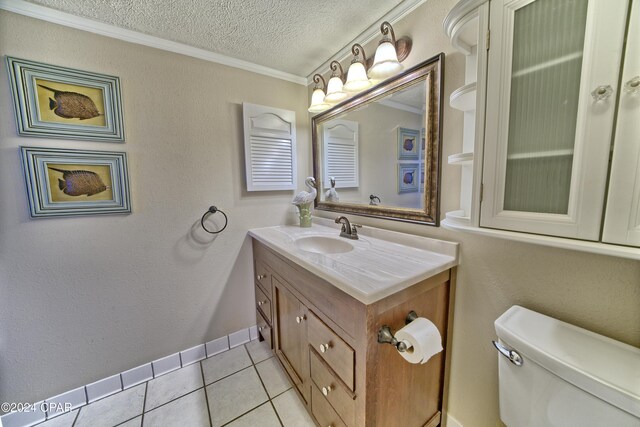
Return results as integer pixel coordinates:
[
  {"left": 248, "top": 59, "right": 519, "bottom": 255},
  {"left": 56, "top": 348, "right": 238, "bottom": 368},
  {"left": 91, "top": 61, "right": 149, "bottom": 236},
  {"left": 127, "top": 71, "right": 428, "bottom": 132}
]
[
  {"left": 403, "top": 170, "right": 415, "bottom": 184},
  {"left": 403, "top": 137, "right": 415, "bottom": 152},
  {"left": 38, "top": 84, "right": 102, "bottom": 120},
  {"left": 48, "top": 167, "right": 109, "bottom": 197}
]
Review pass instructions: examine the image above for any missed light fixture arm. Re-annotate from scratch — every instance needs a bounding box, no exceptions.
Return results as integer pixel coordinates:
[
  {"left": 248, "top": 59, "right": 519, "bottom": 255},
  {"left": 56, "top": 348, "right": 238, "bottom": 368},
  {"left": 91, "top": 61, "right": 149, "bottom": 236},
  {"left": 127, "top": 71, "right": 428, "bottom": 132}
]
[
  {"left": 380, "top": 21, "right": 396, "bottom": 44},
  {"left": 330, "top": 60, "right": 344, "bottom": 80},
  {"left": 352, "top": 43, "right": 368, "bottom": 67},
  {"left": 312, "top": 73, "right": 326, "bottom": 89}
]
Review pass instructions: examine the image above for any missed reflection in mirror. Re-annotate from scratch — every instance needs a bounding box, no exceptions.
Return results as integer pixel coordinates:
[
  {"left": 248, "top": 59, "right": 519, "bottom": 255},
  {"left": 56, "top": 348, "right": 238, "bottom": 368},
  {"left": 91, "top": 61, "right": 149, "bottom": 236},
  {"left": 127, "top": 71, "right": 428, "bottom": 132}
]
[
  {"left": 312, "top": 54, "right": 443, "bottom": 225},
  {"left": 319, "top": 81, "right": 426, "bottom": 209}
]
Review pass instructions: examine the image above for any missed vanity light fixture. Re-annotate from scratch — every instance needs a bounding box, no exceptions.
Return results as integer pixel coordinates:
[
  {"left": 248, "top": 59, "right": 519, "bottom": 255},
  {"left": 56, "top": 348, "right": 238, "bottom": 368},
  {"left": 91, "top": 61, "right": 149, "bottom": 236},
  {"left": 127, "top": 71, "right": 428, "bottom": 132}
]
[
  {"left": 324, "top": 61, "right": 348, "bottom": 104},
  {"left": 343, "top": 44, "right": 373, "bottom": 93},
  {"left": 308, "top": 74, "right": 331, "bottom": 113},
  {"left": 368, "top": 21, "right": 409, "bottom": 81}
]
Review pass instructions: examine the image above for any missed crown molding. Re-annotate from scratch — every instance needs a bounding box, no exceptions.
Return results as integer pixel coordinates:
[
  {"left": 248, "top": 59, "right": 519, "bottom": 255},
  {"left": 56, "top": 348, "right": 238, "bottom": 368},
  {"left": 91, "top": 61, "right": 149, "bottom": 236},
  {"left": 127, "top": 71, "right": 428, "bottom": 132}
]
[
  {"left": 306, "top": 0, "right": 427, "bottom": 84},
  {"left": 0, "top": 0, "right": 308, "bottom": 85}
]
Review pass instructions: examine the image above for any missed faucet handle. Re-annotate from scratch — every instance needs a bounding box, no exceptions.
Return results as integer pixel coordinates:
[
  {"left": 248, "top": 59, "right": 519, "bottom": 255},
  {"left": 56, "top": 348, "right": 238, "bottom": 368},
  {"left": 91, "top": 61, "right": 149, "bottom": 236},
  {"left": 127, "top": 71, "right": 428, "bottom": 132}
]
[{"left": 351, "top": 224, "right": 362, "bottom": 234}]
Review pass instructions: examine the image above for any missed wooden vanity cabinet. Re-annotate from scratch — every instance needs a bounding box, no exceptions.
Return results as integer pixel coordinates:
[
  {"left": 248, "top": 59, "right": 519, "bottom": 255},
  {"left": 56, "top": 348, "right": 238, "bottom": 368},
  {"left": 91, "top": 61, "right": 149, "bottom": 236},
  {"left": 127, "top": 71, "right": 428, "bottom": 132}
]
[
  {"left": 273, "top": 276, "right": 310, "bottom": 403},
  {"left": 252, "top": 239, "right": 454, "bottom": 427},
  {"left": 253, "top": 253, "right": 273, "bottom": 348}
]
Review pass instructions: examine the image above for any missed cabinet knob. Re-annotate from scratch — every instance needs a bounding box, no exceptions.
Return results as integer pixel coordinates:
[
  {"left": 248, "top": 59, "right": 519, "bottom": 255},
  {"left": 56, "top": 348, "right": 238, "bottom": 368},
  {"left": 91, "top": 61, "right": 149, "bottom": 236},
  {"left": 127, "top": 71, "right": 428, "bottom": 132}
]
[
  {"left": 322, "top": 385, "right": 333, "bottom": 396},
  {"left": 257, "top": 274, "right": 266, "bottom": 280},
  {"left": 624, "top": 76, "right": 640, "bottom": 95},
  {"left": 257, "top": 300, "right": 266, "bottom": 306},
  {"left": 591, "top": 85, "right": 614, "bottom": 102},
  {"left": 319, "top": 343, "right": 331, "bottom": 353},
  {"left": 258, "top": 326, "right": 264, "bottom": 332},
  {"left": 295, "top": 315, "right": 306, "bottom": 324}
]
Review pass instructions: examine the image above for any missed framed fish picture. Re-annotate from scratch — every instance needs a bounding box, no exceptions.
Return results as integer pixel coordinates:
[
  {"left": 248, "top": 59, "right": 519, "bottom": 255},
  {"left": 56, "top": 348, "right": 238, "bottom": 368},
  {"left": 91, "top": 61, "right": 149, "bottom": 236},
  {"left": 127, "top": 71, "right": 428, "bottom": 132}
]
[
  {"left": 21, "top": 147, "right": 131, "bottom": 218},
  {"left": 398, "top": 163, "right": 419, "bottom": 194},
  {"left": 397, "top": 127, "right": 420, "bottom": 160},
  {"left": 6, "top": 57, "right": 125, "bottom": 142}
]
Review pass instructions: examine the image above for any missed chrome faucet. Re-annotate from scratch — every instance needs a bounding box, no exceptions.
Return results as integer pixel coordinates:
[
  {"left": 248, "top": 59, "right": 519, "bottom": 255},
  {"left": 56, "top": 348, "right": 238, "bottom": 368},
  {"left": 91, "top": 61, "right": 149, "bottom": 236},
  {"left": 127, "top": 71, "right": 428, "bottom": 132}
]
[{"left": 335, "top": 216, "right": 362, "bottom": 240}]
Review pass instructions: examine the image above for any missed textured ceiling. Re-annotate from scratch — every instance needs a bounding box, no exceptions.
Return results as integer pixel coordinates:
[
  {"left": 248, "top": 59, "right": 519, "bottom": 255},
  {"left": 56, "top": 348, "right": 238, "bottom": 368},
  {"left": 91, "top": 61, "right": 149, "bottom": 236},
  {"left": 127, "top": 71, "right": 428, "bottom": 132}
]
[{"left": 24, "top": 0, "right": 405, "bottom": 77}]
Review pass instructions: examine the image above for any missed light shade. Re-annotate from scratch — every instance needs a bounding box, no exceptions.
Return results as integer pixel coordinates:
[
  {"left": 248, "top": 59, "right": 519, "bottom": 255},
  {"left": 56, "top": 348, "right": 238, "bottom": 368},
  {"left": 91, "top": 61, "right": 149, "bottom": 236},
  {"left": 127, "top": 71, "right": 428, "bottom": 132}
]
[
  {"left": 308, "top": 87, "right": 330, "bottom": 113},
  {"left": 308, "top": 73, "right": 330, "bottom": 113},
  {"left": 368, "top": 40, "right": 403, "bottom": 80},
  {"left": 325, "top": 76, "right": 348, "bottom": 103},
  {"left": 344, "top": 61, "right": 372, "bottom": 93}
]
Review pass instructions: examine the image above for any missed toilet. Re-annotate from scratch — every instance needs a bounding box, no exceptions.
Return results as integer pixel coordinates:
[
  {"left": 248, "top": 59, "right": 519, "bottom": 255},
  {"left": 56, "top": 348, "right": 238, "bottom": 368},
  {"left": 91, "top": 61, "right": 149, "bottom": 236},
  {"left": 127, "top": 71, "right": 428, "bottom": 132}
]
[{"left": 494, "top": 305, "right": 640, "bottom": 427}]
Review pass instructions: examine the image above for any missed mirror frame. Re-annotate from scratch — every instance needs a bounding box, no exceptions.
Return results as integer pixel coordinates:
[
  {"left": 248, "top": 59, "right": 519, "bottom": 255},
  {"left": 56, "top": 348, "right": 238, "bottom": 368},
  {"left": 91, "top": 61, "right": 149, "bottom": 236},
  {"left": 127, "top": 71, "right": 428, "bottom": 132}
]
[{"left": 312, "top": 53, "right": 444, "bottom": 225}]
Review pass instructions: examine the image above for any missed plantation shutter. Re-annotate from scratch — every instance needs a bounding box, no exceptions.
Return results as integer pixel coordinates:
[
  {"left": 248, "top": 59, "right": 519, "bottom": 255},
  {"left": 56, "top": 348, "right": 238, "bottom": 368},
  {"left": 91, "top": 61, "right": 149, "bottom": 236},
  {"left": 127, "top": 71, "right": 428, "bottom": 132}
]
[
  {"left": 322, "top": 119, "right": 359, "bottom": 189},
  {"left": 243, "top": 102, "right": 297, "bottom": 191}
]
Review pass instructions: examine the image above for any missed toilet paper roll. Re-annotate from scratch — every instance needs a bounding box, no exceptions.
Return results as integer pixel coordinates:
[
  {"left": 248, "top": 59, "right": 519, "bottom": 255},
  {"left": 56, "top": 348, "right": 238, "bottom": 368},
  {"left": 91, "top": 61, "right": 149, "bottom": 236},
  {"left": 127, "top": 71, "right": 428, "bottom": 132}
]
[{"left": 394, "top": 317, "right": 443, "bottom": 364}]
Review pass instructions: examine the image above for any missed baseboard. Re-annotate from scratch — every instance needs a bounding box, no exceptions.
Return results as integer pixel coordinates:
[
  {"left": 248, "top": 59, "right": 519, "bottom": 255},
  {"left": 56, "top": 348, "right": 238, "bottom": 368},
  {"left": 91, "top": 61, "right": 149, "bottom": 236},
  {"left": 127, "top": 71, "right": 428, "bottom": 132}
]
[
  {"left": 0, "top": 325, "right": 258, "bottom": 427},
  {"left": 446, "top": 413, "right": 464, "bottom": 427}
]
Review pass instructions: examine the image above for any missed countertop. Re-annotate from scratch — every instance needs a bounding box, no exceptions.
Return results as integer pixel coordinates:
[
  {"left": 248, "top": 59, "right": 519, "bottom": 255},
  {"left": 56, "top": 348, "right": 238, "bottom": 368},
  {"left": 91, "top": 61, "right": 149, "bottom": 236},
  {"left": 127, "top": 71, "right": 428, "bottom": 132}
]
[{"left": 248, "top": 218, "right": 459, "bottom": 304}]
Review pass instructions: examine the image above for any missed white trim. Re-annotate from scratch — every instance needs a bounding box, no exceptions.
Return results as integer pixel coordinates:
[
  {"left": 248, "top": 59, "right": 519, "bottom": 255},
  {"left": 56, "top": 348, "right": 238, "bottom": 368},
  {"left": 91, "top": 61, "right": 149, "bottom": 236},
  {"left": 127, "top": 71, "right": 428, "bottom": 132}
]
[
  {"left": 441, "top": 220, "right": 640, "bottom": 260},
  {"left": 0, "top": 0, "right": 307, "bottom": 85},
  {"left": 306, "top": 0, "right": 428, "bottom": 82}
]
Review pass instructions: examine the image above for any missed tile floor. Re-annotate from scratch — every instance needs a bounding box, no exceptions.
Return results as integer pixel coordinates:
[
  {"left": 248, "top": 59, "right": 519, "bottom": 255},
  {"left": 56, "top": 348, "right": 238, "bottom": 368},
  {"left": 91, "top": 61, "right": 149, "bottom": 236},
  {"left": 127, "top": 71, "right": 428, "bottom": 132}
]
[{"left": 33, "top": 340, "right": 315, "bottom": 427}]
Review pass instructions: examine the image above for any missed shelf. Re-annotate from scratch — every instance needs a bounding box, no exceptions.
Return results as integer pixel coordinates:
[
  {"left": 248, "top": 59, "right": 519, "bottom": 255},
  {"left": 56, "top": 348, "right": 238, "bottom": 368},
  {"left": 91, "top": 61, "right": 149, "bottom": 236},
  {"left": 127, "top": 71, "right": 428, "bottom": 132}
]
[
  {"left": 444, "top": 210, "right": 471, "bottom": 226},
  {"left": 450, "top": 83, "right": 477, "bottom": 111},
  {"left": 507, "top": 149, "right": 573, "bottom": 160},
  {"left": 443, "top": 0, "right": 487, "bottom": 55},
  {"left": 441, "top": 220, "right": 640, "bottom": 260},
  {"left": 448, "top": 152, "right": 474, "bottom": 165}
]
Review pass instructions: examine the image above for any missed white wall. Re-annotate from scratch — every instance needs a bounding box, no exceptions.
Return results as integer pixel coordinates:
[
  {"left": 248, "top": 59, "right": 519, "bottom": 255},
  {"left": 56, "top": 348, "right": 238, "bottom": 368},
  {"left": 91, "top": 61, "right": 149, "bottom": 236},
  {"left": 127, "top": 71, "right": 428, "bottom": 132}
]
[
  {"left": 0, "top": 10, "right": 310, "bottom": 404},
  {"left": 312, "top": 1, "right": 640, "bottom": 426}
]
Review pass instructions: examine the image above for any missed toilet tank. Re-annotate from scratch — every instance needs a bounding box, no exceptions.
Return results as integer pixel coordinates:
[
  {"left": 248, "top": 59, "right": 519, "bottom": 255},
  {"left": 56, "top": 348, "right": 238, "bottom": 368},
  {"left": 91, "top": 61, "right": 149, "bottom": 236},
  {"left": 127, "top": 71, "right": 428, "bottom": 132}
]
[{"left": 494, "top": 306, "right": 640, "bottom": 427}]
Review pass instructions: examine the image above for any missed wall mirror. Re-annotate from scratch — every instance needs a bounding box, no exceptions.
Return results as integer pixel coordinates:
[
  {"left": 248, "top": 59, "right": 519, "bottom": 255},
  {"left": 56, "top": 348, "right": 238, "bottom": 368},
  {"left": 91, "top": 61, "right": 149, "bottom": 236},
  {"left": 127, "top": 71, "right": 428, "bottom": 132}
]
[{"left": 312, "top": 53, "right": 443, "bottom": 225}]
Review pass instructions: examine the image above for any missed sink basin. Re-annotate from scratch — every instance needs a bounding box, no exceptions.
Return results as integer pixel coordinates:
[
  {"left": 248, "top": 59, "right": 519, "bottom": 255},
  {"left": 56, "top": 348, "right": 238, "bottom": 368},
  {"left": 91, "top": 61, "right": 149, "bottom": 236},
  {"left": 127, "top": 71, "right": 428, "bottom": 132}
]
[{"left": 294, "top": 236, "right": 354, "bottom": 254}]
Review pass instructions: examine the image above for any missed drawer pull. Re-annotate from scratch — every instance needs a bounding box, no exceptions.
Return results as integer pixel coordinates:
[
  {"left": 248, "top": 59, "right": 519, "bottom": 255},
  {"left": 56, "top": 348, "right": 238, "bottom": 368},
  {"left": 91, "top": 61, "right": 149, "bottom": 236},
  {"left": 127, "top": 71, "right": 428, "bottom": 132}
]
[
  {"left": 322, "top": 385, "right": 333, "bottom": 396},
  {"left": 296, "top": 315, "right": 306, "bottom": 324},
  {"left": 257, "top": 274, "right": 266, "bottom": 280},
  {"left": 319, "top": 343, "right": 331, "bottom": 353},
  {"left": 257, "top": 300, "right": 267, "bottom": 306}
]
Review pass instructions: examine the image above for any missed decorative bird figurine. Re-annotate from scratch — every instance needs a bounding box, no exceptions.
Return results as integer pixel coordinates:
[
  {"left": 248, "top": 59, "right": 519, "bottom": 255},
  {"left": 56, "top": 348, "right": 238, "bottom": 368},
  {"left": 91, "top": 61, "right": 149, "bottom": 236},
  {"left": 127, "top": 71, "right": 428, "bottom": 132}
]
[
  {"left": 292, "top": 177, "right": 317, "bottom": 206},
  {"left": 325, "top": 176, "right": 339, "bottom": 202}
]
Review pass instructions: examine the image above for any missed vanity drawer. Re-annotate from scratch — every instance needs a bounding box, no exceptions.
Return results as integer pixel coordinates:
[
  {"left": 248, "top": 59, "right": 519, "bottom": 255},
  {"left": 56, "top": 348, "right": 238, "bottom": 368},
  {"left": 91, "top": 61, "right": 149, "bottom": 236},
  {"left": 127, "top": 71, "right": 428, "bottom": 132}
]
[
  {"left": 310, "top": 350, "right": 355, "bottom": 426},
  {"left": 254, "top": 259, "right": 271, "bottom": 296},
  {"left": 256, "top": 309, "right": 272, "bottom": 348},
  {"left": 308, "top": 311, "right": 355, "bottom": 391},
  {"left": 312, "top": 383, "right": 347, "bottom": 427},
  {"left": 255, "top": 284, "right": 272, "bottom": 323}
]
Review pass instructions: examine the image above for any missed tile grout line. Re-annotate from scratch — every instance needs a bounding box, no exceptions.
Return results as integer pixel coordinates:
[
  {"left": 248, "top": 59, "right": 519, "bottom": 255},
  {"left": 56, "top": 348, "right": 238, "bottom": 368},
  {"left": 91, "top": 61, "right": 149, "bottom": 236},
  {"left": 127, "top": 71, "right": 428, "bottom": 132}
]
[
  {"left": 199, "top": 360, "right": 213, "bottom": 427},
  {"left": 141, "top": 381, "right": 148, "bottom": 426}
]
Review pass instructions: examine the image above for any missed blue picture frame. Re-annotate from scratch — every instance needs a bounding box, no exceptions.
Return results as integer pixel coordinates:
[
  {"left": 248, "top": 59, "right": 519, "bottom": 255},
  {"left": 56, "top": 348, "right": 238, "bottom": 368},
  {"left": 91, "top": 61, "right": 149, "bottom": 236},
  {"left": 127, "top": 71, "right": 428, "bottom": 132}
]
[
  {"left": 21, "top": 147, "right": 131, "bottom": 218},
  {"left": 6, "top": 57, "right": 125, "bottom": 142},
  {"left": 397, "top": 127, "right": 420, "bottom": 160},
  {"left": 398, "top": 163, "right": 419, "bottom": 193}
]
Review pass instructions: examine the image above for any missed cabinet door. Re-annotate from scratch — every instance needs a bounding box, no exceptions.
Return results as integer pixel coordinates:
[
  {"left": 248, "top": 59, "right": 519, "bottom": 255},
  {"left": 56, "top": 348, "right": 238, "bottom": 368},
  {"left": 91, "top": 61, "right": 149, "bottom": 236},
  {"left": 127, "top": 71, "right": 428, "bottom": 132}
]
[
  {"left": 602, "top": 0, "right": 640, "bottom": 247},
  {"left": 273, "top": 277, "right": 309, "bottom": 402},
  {"left": 481, "top": 0, "right": 630, "bottom": 239}
]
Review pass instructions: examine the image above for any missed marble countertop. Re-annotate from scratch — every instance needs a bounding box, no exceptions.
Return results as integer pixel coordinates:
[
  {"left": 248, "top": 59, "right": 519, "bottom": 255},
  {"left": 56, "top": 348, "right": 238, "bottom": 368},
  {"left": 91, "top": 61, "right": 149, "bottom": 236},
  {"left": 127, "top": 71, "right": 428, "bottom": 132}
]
[{"left": 248, "top": 218, "right": 459, "bottom": 304}]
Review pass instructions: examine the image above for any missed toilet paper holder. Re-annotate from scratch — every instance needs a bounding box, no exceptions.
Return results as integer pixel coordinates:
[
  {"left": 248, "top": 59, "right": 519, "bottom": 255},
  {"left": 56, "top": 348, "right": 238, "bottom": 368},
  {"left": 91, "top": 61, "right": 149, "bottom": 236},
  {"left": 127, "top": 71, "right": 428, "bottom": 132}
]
[{"left": 377, "top": 310, "right": 419, "bottom": 352}]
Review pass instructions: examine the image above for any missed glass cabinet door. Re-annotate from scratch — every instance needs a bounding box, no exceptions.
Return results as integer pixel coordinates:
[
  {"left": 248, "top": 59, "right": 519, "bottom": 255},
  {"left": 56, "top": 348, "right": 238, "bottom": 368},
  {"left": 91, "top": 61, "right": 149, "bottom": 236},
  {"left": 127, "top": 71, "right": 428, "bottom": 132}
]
[
  {"left": 481, "top": 0, "right": 630, "bottom": 239},
  {"left": 603, "top": 0, "right": 640, "bottom": 247}
]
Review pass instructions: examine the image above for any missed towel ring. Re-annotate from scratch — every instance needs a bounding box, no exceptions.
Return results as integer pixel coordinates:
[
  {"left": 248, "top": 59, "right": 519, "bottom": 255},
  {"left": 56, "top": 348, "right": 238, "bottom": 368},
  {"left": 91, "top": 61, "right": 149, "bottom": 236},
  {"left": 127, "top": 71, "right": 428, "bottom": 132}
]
[{"left": 200, "top": 206, "right": 228, "bottom": 234}]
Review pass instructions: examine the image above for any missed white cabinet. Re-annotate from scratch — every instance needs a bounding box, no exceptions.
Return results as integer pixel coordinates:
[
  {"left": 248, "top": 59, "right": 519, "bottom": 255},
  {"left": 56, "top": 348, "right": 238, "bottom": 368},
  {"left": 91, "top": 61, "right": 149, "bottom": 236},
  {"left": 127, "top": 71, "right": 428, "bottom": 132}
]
[
  {"left": 481, "top": 0, "right": 629, "bottom": 240},
  {"left": 602, "top": 0, "right": 640, "bottom": 247},
  {"left": 443, "top": 0, "right": 640, "bottom": 256}
]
